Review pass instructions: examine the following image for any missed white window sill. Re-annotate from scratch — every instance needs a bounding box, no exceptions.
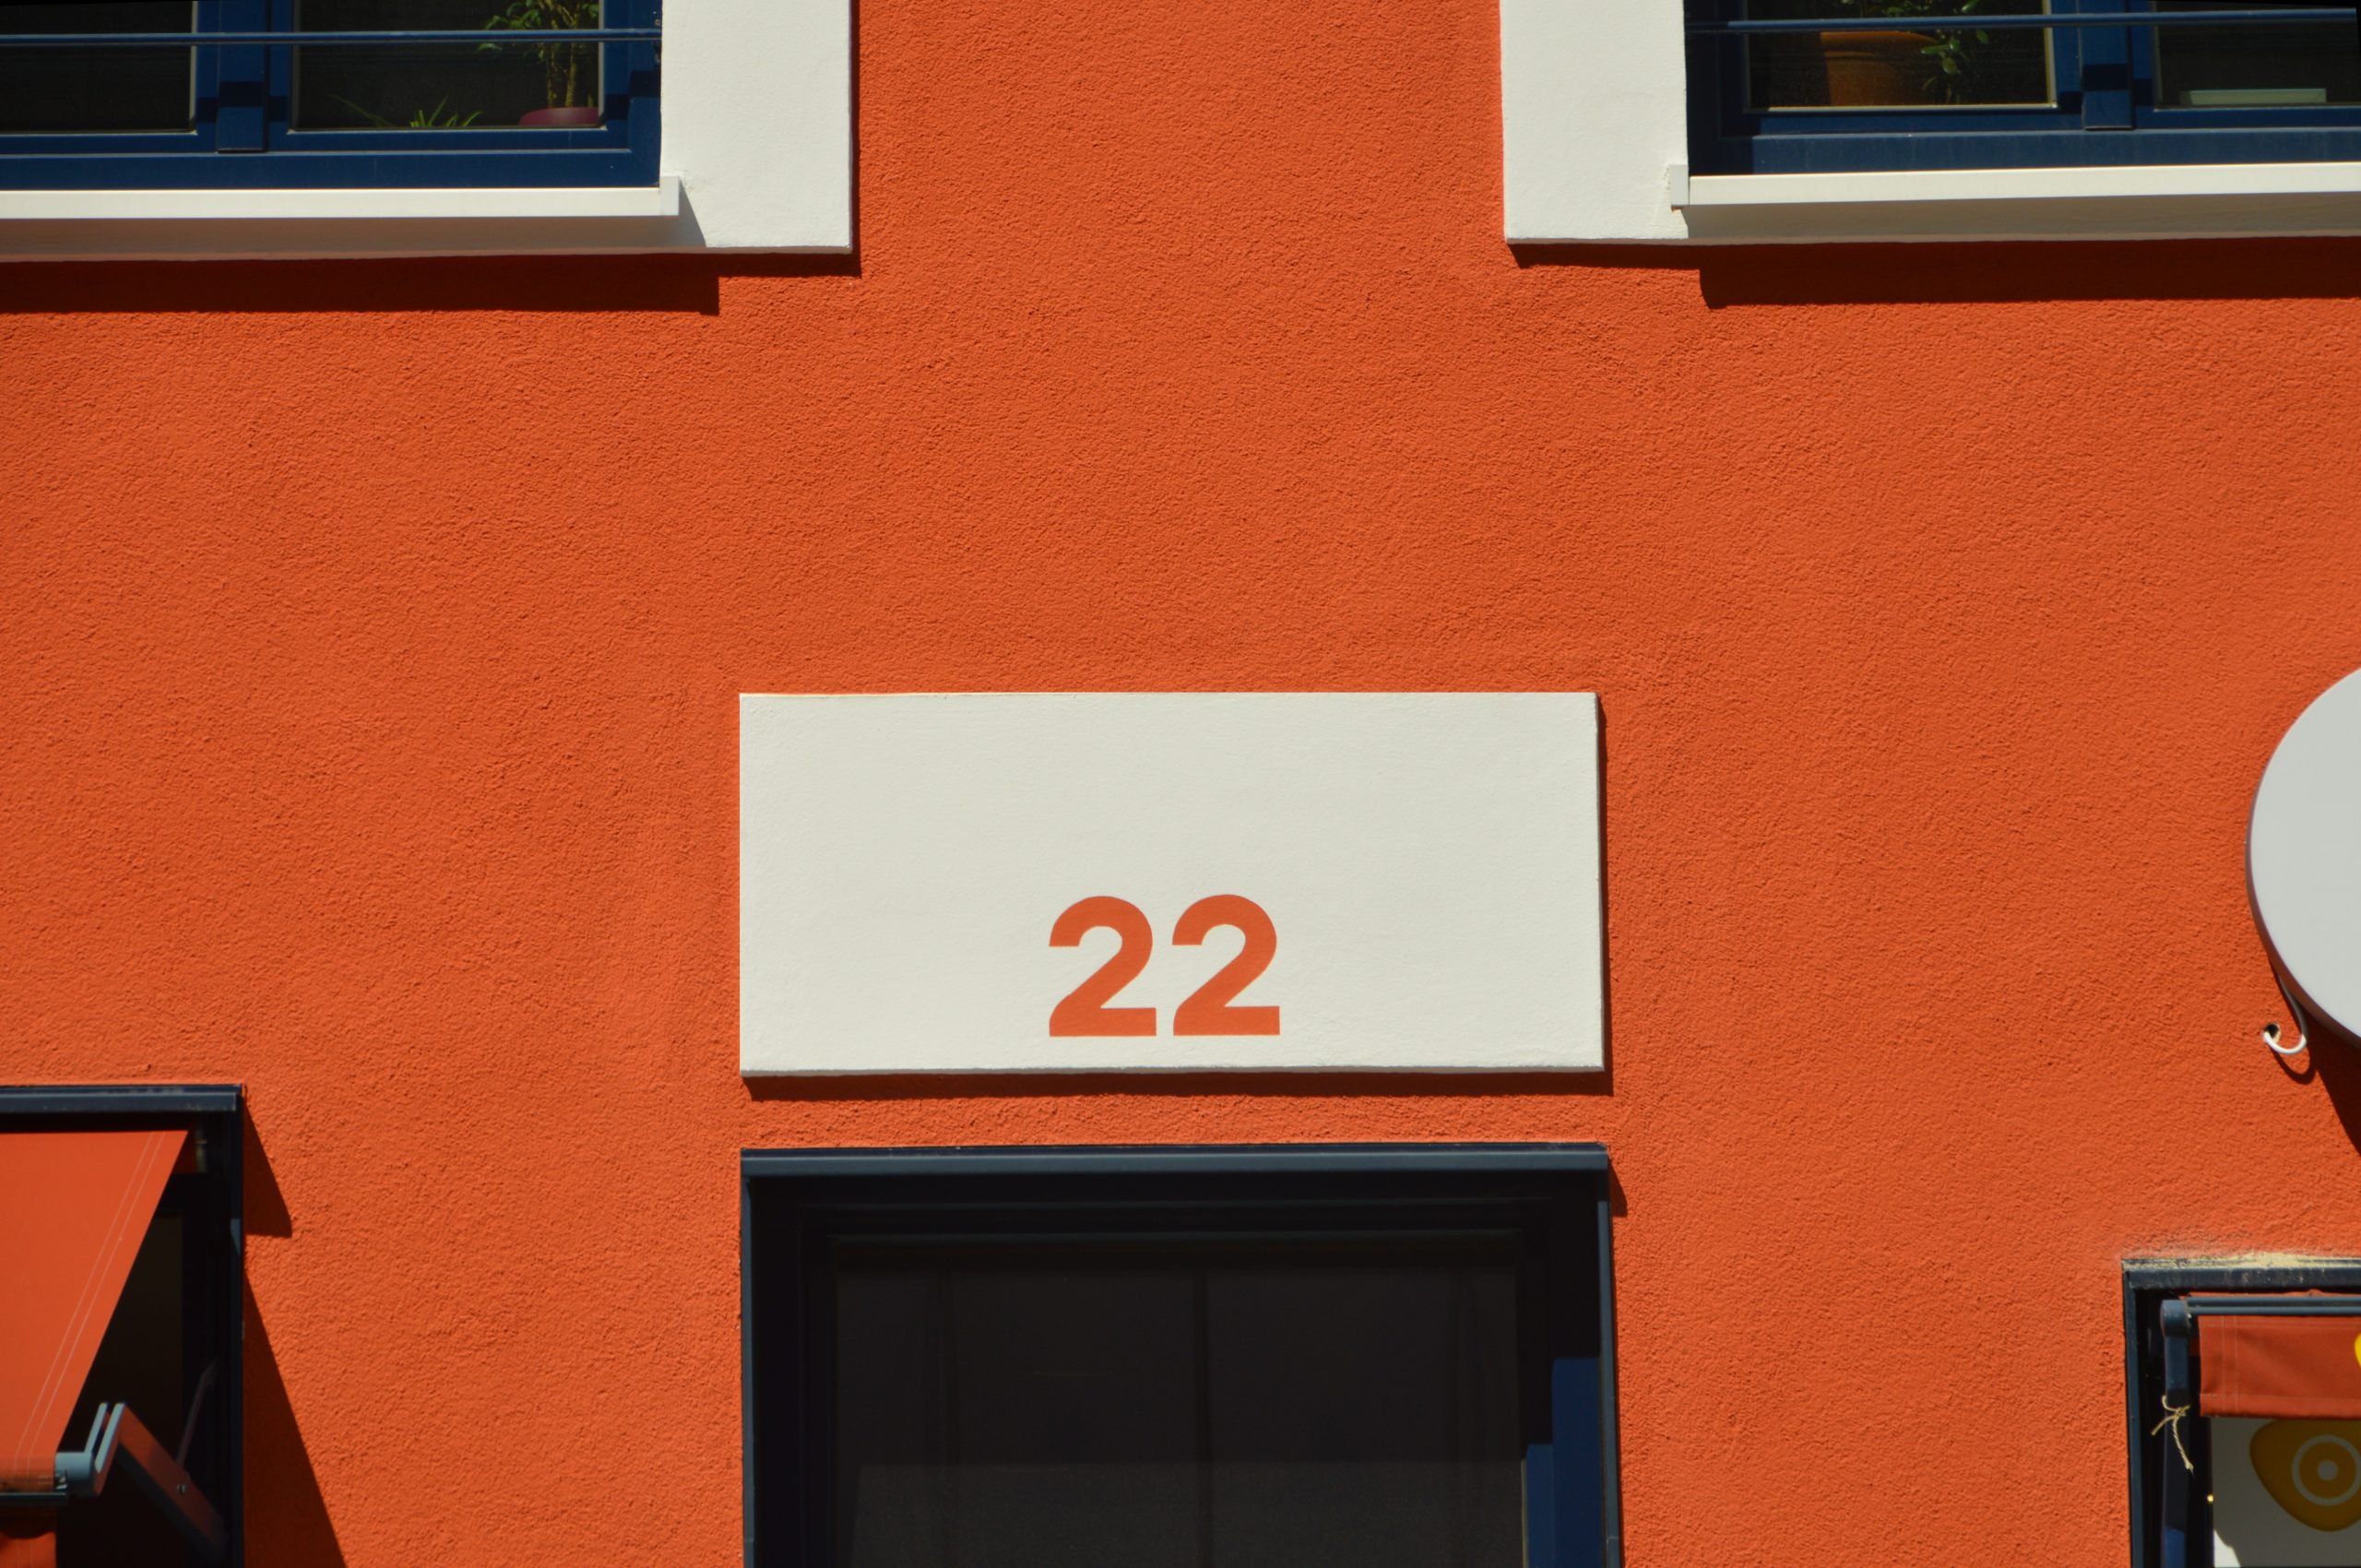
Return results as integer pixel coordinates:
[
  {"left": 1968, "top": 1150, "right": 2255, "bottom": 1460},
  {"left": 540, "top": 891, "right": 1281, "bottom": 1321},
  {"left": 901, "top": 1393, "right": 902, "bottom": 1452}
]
[
  {"left": 0, "top": 173, "right": 749, "bottom": 259},
  {"left": 1668, "top": 161, "right": 2361, "bottom": 243},
  {"left": 0, "top": 176, "right": 681, "bottom": 223}
]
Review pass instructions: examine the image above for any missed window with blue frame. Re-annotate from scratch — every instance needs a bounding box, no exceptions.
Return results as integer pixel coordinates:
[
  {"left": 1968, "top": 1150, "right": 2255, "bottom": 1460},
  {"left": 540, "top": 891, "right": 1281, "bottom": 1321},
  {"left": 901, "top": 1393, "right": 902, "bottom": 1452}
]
[
  {"left": 2124, "top": 1259, "right": 2361, "bottom": 1568},
  {"left": 0, "top": 0, "right": 658, "bottom": 188},
  {"left": 741, "top": 1146, "right": 1621, "bottom": 1568},
  {"left": 1687, "top": 2, "right": 2361, "bottom": 173}
]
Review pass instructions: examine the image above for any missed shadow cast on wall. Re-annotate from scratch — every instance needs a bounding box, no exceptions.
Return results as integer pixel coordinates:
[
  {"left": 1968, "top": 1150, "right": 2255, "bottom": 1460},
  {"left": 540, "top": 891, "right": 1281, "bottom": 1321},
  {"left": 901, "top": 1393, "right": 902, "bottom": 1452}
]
[
  {"left": 0, "top": 252, "right": 855, "bottom": 315},
  {"left": 243, "top": 1116, "right": 348, "bottom": 1568},
  {"left": 17, "top": 234, "right": 2357, "bottom": 315},
  {"left": 1514, "top": 237, "right": 2361, "bottom": 307},
  {"left": 243, "top": 1289, "right": 348, "bottom": 1568},
  {"left": 2284, "top": 1026, "right": 2361, "bottom": 1159},
  {"left": 742, "top": 1067, "right": 1618, "bottom": 1105}
]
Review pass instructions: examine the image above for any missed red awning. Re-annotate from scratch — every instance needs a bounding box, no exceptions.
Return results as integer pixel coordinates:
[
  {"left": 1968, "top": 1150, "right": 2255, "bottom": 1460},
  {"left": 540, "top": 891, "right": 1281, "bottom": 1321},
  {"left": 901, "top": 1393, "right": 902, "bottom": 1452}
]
[
  {"left": 2199, "top": 1313, "right": 2361, "bottom": 1420},
  {"left": 0, "top": 1129, "right": 184, "bottom": 1492}
]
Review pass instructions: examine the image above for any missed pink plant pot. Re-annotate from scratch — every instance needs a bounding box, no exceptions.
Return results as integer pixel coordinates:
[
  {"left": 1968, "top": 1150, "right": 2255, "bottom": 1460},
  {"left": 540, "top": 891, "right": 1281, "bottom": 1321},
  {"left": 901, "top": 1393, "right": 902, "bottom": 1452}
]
[{"left": 519, "top": 105, "right": 602, "bottom": 128}]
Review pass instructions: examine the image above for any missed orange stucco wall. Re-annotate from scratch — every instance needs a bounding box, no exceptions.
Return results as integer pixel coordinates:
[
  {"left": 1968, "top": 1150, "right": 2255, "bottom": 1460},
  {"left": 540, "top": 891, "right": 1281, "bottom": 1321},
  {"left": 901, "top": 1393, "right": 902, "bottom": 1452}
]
[{"left": 6, "top": 0, "right": 2361, "bottom": 1562}]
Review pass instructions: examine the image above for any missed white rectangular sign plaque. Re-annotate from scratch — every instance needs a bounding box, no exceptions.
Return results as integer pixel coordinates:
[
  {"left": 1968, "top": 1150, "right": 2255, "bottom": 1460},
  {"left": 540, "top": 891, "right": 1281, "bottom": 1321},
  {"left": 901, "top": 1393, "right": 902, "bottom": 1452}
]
[{"left": 740, "top": 692, "right": 1602, "bottom": 1074}]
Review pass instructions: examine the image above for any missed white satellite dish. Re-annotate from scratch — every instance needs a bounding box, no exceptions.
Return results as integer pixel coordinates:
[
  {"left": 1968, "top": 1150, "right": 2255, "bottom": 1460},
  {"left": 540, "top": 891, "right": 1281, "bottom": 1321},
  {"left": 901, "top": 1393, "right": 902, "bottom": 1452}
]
[{"left": 2250, "top": 668, "right": 2361, "bottom": 1049}]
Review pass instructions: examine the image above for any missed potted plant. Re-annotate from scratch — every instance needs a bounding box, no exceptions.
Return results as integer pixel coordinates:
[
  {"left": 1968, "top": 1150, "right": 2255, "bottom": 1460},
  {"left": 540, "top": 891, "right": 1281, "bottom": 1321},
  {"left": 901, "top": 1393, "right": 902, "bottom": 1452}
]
[
  {"left": 1814, "top": 0, "right": 1993, "bottom": 108},
  {"left": 482, "top": 0, "right": 603, "bottom": 127},
  {"left": 331, "top": 96, "right": 484, "bottom": 130}
]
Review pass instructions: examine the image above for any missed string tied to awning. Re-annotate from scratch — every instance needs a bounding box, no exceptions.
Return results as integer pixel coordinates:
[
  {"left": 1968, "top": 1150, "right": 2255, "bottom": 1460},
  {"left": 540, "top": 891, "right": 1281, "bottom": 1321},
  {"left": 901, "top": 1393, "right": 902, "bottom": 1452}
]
[{"left": 2153, "top": 1398, "right": 2194, "bottom": 1474}]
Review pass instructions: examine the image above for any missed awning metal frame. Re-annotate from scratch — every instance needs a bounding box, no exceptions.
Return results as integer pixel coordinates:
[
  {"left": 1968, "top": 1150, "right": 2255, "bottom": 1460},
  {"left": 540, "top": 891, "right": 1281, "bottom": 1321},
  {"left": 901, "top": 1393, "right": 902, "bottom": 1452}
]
[{"left": 0, "top": 1086, "right": 245, "bottom": 1563}]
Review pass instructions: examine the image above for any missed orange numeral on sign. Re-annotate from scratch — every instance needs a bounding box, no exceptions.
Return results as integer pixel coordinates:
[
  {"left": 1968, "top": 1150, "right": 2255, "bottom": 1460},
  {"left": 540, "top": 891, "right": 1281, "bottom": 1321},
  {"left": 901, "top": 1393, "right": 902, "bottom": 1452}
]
[
  {"left": 1048, "top": 896, "right": 1280, "bottom": 1037},
  {"left": 1170, "top": 895, "right": 1280, "bottom": 1036},
  {"left": 1048, "top": 897, "right": 1157, "bottom": 1037}
]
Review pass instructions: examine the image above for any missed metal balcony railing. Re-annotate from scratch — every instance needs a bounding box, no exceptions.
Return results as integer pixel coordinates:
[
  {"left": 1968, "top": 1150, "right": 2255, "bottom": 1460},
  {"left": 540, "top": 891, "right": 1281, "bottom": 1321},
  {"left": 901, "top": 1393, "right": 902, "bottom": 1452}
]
[{"left": 1688, "top": 6, "right": 2358, "bottom": 34}]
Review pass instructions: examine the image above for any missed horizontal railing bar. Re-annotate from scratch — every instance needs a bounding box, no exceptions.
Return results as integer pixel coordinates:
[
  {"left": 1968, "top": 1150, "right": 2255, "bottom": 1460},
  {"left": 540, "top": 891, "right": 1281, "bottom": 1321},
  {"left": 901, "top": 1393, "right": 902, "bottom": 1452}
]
[
  {"left": 1694, "top": 10, "right": 2356, "bottom": 32},
  {"left": 0, "top": 28, "right": 656, "bottom": 46}
]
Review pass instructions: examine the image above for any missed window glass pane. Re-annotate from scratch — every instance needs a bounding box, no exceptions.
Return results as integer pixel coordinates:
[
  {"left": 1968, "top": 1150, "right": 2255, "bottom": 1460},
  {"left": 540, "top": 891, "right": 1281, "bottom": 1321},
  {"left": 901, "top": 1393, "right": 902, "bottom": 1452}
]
[
  {"left": 1745, "top": 1, "right": 2055, "bottom": 111},
  {"left": 292, "top": 0, "right": 603, "bottom": 131},
  {"left": 2155, "top": 2, "right": 2361, "bottom": 108},
  {"left": 0, "top": 3, "right": 193, "bottom": 134},
  {"left": 833, "top": 1241, "right": 1523, "bottom": 1568}
]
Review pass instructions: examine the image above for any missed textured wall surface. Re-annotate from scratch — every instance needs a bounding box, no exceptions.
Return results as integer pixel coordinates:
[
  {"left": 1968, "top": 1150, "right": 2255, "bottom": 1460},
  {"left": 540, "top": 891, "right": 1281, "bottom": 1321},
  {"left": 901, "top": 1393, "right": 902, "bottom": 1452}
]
[{"left": 6, "top": 0, "right": 2361, "bottom": 1562}]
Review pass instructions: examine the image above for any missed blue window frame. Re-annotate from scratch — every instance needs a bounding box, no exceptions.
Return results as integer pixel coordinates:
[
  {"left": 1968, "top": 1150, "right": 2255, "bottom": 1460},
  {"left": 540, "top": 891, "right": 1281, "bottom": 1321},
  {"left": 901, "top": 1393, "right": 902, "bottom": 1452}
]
[
  {"left": 0, "top": 1, "right": 658, "bottom": 189},
  {"left": 2123, "top": 1258, "right": 2361, "bottom": 1568},
  {"left": 741, "top": 1144, "right": 1621, "bottom": 1568},
  {"left": 1688, "top": 2, "right": 2361, "bottom": 174}
]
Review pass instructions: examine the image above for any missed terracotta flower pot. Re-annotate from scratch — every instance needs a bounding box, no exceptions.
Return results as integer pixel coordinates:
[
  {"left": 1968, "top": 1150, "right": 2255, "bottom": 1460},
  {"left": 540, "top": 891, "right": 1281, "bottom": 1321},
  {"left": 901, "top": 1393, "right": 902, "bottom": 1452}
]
[
  {"left": 520, "top": 105, "right": 603, "bottom": 128},
  {"left": 1819, "top": 30, "right": 1940, "bottom": 107}
]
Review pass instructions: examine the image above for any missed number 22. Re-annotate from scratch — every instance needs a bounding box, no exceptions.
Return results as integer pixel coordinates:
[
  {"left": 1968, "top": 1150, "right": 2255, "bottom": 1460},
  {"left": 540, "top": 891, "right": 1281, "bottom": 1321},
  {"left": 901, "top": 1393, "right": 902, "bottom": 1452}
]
[{"left": 1050, "top": 896, "right": 1280, "bottom": 1037}]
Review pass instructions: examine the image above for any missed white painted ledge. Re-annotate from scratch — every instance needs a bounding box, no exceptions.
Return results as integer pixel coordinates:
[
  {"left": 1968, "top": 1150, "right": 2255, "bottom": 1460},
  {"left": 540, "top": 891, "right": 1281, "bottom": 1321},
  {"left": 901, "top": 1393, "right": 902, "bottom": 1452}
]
[
  {"left": 0, "top": 176, "right": 681, "bottom": 222},
  {"left": 1679, "top": 160, "right": 2361, "bottom": 208},
  {"left": 1673, "top": 161, "right": 2361, "bottom": 243},
  {"left": 0, "top": 173, "right": 745, "bottom": 258},
  {"left": 0, "top": 175, "right": 742, "bottom": 259}
]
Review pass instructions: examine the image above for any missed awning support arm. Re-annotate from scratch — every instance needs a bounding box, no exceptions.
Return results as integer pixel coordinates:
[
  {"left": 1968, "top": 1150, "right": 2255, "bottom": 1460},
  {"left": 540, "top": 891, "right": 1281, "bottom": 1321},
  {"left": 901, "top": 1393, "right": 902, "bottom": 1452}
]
[{"left": 53, "top": 1403, "right": 227, "bottom": 1562}]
